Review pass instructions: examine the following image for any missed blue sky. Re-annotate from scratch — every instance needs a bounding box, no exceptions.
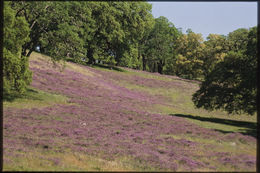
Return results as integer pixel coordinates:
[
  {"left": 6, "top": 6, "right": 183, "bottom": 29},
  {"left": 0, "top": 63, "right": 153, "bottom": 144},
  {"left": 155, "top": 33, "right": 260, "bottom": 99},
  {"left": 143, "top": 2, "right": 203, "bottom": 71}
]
[{"left": 149, "top": 2, "right": 257, "bottom": 40}]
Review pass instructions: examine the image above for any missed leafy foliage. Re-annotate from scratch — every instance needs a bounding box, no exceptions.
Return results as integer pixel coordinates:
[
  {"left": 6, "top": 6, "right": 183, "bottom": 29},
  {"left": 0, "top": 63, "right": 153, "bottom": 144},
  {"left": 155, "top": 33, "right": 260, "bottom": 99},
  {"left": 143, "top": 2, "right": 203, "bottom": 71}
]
[
  {"left": 192, "top": 27, "right": 257, "bottom": 115},
  {"left": 3, "top": 2, "right": 31, "bottom": 95},
  {"left": 140, "top": 16, "right": 180, "bottom": 74},
  {"left": 173, "top": 30, "right": 205, "bottom": 79},
  {"left": 201, "top": 34, "right": 228, "bottom": 77},
  {"left": 227, "top": 28, "right": 249, "bottom": 52},
  {"left": 11, "top": 2, "right": 86, "bottom": 63},
  {"left": 85, "top": 2, "right": 153, "bottom": 67}
]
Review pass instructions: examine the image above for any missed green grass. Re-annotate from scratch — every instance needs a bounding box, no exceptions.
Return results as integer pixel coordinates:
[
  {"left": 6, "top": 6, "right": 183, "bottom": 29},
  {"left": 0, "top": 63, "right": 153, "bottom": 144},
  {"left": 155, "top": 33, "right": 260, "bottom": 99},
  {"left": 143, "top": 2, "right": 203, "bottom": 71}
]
[
  {"left": 126, "top": 68, "right": 202, "bottom": 85},
  {"left": 113, "top": 70, "right": 256, "bottom": 137},
  {"left": 159, "top": 131, "right": 256, "bottom": 172},
  {"left": 4, "top": 51, "right": 256, "bottom": 171},
  {"left": 3, "top": 148, "right": 160, "bottom": 171},
  {"left": 3, "top": 87, "right": 69, "bottom": 109},
  {"left": 127, "top": 70, "right": 174, "bottom": 82}
]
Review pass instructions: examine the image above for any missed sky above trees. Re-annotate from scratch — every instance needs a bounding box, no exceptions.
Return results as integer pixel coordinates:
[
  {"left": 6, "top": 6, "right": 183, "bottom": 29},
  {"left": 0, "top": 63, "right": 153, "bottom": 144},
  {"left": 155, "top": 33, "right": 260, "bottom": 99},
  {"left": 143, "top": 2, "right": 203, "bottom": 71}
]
[{"left": 150, "top": 2, "right": 257, "bottom": 40}]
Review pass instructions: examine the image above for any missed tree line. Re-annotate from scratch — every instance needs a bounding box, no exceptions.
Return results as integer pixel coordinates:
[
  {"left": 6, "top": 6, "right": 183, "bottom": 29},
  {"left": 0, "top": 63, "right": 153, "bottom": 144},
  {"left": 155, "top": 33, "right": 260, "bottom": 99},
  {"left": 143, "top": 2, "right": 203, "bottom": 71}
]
[{"left": 3, "top": 1, "right": 257, "bottom": 115}]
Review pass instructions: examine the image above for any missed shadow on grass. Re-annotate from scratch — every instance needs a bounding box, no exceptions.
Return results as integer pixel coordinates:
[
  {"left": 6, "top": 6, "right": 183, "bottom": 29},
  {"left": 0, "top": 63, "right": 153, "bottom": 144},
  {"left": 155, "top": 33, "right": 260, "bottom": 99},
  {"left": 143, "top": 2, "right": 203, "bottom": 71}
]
[
  {"left": 3, "top": 88, "right": 39, "bottom": 102},
  {"left": 65, "top": 58, "right": 127, "bottom": 72},
  {"left": 92, "top": 63, "right": 127, "bottom": 72},
  {"left": 214, "top": 129, "right": 256, "bottom": 138},
  {"left": 170, "top": 114, "right": 257, "bottom": 138}
]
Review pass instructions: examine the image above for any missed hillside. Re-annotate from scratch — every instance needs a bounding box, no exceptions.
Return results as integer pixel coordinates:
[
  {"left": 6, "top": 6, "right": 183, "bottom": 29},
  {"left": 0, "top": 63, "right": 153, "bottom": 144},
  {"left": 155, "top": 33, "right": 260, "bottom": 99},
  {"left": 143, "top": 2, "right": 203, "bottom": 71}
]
[{"left": 3, "top": 52, "right": 256, "bottom": 171}]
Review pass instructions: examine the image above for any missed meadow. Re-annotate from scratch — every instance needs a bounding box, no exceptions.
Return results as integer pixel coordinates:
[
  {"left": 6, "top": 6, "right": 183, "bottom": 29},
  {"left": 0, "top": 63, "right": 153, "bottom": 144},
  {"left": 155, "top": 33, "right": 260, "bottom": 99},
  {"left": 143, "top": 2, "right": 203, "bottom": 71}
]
[{"left": 3, "top": 52, "right": 256, "bottom": 171}]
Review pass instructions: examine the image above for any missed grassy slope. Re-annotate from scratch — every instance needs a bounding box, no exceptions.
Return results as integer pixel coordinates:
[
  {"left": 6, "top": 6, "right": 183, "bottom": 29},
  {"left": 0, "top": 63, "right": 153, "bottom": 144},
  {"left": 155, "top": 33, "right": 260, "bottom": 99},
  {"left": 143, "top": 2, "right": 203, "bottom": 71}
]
[
  {"left": 3, "top": 52, "right": 256, "bottom": 171},
  {"left": 94, "top": 62, "right": 256, "bottom": 134}
]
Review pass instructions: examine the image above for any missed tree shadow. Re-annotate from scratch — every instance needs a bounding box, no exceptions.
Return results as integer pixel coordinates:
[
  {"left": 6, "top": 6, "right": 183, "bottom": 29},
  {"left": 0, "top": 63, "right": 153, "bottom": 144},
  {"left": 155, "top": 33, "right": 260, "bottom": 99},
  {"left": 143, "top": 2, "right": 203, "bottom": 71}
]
[
  {"left": 3, "top": 92, "right": 22, "bottom": 102},
  {"left": 3, "top": 88, "right": 39, "bottom": 102},
  {"left": 92, "top": 63, "right": 126, "bottom": 72},
  {"left": 170, "top": 113, "right": 257, "bottom": 138},
  {"left": 214, "top": 128, "right": 256, "bottom": 138}
]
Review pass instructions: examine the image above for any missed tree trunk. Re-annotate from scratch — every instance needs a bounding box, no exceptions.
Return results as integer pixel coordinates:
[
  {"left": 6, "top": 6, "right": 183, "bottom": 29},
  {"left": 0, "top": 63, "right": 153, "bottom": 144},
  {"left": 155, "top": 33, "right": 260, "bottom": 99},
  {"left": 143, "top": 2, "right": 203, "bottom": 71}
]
[
  {"left": 22, "top": 30, "right": 41, "bottom": 57},
  {"left": 21, "top": 45, "right": 28, "bottom": 56},
  {"left": 26, "top": 49, "right": 34, "bottom": 57},
  {"left": 115, "top": 54, "right": 119, "bottom": 66},
  {"left": 142, "top": 55, "right": 146, "bottom": 71},
  {"left": 153, "top": 62, "right": 157, "bottom": 73},
  {"left": 158, "top": 62, "right": 163, "bottom": 74},
  {"left": 87, "top": 49, "right": 94, "bottom": 64}
]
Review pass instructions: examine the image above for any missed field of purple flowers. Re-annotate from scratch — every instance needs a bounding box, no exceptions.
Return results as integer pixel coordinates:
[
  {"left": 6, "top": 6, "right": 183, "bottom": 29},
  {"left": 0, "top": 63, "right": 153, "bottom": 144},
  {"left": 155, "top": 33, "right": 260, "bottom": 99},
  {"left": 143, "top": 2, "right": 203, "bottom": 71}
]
[{"left": 3, "top": 52, "right": 256, "bottom": 171}]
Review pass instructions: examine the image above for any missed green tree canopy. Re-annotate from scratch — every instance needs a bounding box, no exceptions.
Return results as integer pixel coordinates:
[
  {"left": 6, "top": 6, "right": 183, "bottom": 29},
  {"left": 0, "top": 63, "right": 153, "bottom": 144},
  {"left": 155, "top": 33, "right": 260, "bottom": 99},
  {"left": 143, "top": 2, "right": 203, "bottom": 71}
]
[
  {"left": 192, "top": 27, "right": 257, "bottom": 115},
  {"left": 3, "top": 2, "right": 31, "bottom": 95},
  {"left": 201, "top": 34, "right": 228, "bottom": 77},
  {"left": 11, "top": 1, "right": 86, "bottom": 63},
  {"left": 142, "top": 16, "right": 179, "bottom": 74},
  {"left": 85, "top": 2, "right": 153, "bottom": 68},
  {"left": 227, "top": 28, "right": 249, "bottom": 52},
  {"left": 174, "top": 29, "right": 205, "bottom": 79}
]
